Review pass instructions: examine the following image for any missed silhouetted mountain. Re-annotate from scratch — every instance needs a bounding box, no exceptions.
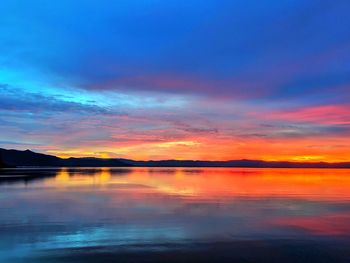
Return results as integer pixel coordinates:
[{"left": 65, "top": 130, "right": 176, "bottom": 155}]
[
  {"left": 0, "top": 148, "right": 350, "bottom": 168},
  {"left": 0, "top": 148, "right": 130, "bottom": 167},
  {"left": 0, "top": 148, "right": 60, "bottom": 167},
  {"left": 61, "top": 157, "right": 132, "bottom": 167}
]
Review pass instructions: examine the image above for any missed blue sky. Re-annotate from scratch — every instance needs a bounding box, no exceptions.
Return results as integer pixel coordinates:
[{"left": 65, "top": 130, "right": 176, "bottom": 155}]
[{"left": 0, "top": 0, "right": 349, "bottom": 161}]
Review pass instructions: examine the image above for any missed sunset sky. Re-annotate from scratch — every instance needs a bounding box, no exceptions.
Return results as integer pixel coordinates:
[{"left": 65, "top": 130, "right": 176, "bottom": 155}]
[{"left": 0, "top": 0, "right": 349, "bottom": 161}]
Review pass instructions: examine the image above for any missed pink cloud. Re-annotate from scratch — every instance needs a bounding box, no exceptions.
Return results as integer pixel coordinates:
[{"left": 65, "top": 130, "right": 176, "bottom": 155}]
[{"left": 256, "top": 104, "right": 350, "bottom": 125}]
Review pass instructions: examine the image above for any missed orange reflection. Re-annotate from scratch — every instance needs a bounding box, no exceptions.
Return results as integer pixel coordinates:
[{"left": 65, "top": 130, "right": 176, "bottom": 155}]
[
  {"left": 42, "top": 167, "right": 350, "bottom": 238},
  {"left": 53, "top": 168, "right": 113, "bottom": 187},
  {"left": 50, "top": 168, "right": 350, "bottom": 202}
]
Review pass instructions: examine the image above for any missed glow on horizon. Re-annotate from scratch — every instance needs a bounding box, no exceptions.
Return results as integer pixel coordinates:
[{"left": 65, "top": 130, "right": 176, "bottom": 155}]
[{"left": 46, "top": 137, "right": 350, "bottom": 162}]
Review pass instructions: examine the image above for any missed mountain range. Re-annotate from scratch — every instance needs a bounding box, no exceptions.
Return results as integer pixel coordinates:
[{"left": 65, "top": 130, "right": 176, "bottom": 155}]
[{"left": 1, "top": 148, "right": 350, "bottom": 168}]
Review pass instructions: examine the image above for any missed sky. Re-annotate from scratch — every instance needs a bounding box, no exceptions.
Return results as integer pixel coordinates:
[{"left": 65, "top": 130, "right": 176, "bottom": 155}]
[{"left": 0, "top": 0, "right": 349, "bottom": 161}]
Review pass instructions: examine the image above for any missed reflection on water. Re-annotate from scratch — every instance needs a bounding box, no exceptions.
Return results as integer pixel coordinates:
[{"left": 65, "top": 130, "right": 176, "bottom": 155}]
[{"left": 1, "top": 168, "right": 350, "bottom": 262}]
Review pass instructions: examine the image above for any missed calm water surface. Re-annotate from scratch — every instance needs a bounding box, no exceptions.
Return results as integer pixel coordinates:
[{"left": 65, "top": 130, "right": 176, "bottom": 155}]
[{"left": 1, "top": 167, "right": 350, "bottom": 262}]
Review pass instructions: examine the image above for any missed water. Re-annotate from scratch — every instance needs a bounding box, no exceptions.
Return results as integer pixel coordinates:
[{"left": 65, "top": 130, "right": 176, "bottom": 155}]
[{"left": 1, "top": 167, "right": 350, "bottom": 262}]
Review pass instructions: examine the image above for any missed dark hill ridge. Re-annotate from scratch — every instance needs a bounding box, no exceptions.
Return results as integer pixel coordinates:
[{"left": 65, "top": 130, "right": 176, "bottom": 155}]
[
  {"left": 0, "top": 148, "right": 129, "bottom": 167},
  {"left": 0, "top": 149, "right": 60, "bottom": 167},
  {"left": 0, "top": 148, "right": 350, "bottom": 168},
  {"left": 62, "top": 157, "right": 132, "bottom": 167}
]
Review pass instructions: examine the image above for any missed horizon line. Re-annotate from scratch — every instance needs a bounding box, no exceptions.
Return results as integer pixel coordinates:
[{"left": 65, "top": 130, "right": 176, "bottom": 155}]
[{"left": 2, "top": 148, "right": 350, "bottom": 164}]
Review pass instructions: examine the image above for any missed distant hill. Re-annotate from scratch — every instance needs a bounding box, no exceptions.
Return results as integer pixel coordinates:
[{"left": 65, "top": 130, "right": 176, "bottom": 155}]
[
  {"left": 0, "top": 148, "right": 130, "bottom": 167},
  {"left": 0, "top": 149, "right": 61, "bottom": 167},
  {"left": 0, "top": 148, "right": 350, "bottom": 168},
  {"left": 61, "top": 157, "right": 132, "bottom": 167}
]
